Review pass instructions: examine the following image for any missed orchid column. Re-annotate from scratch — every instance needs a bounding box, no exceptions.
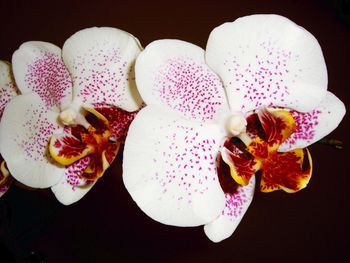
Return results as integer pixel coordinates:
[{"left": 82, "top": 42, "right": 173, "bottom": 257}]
[
  {"left": 122, "top": 15, "right": 345, "bottom": 242},
  {"left": 0, "top": 27, "right": 143, "bottom": 205}
]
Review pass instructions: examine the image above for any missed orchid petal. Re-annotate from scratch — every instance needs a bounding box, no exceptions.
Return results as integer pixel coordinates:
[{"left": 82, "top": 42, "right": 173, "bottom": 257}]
[
  {"left": 204, "top": 177, "right": 255, "bottom": 242},
  {"left": 0, "top": 61, "right": 18, "bottom": 119},
  {"left": 0, "top": 93, "right": 64, "bottom": 188},
  {"left": 279, "top": 91, "right": 346, "bottom": 151},
  {"left": 260, "top": 148, "right": 312, "bottom": 193},
  {"left": 12, "top": 42, "right": 72, "bottom": 112},
  {"left": 49, "top": 133, "right": 94, "bottom": 166},
  {"left": 93, "top": 103, "right": 138, "bottom": 141},
  {"left": 82, "top": 142, "right": 120, "bottom": 181},
  {"left": 135, "top": 40, "right": 229, "bottom": 123},
  {"left": 206, "top": 14, "right": 327, "bottom": 112},
  {"left": 83, "top": 106, "right": 111, "bottom": 138},
  {"left": 123, "top": 106, "right": 226, "bottom": 226},
  {"left": 0, "top": 159, "right": 13, "bottom": 198},
  {"left": 65, "top": 156, "right": 92, "bottom": 187},
  {"left": 62, "top": 27, "right": 143, "bottom": 112},
  {"left": 221, "top": 146, "right": 258, "bottom": 186},
  {"left": 257, "top": 107, "right": 296, "bottom": 149},
  {"left": 103, "top": 142, "right": 120, "bottom": 167},
  {"left": 51, "top": 156, "right": 96, "bottom": 205}
]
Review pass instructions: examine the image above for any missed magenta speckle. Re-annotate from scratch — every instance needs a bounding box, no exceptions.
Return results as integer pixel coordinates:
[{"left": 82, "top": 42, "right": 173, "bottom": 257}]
[
  {"left": 224, "top": 41, "right": 301, "bottom": 109},
  {"left": 15, "top": 103, "right": 60, "bottom": 162},
  {"left": 71, "top": 45, "right": 130, "bottom": 105},
  {"left": 154, "top": 58, "right": 226, "bottom": 121},
  {"left": 25, "top": 52, "right": 72, "bottom": 109},
  {"left": 151, "top": 119, "right": 220, "bottom": 203},
  {"left": 0, "top": 68, "right": 18, "bottom": 118},
  {"left": 93, "top": 103, "right": 138, "bottom": 141},
  {"left": 221, "top": 179, "right": 255, "bottom": 220},
  {"left": 284, "top": 109, "right": 321, "bottom": 146},
  {"left": 65, "top": 156, "right": 91, "bottom": 189}
]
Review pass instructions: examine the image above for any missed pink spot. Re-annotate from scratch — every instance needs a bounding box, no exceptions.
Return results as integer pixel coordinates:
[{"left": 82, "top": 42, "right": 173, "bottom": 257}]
[
  {"left": 283, "top": 109, "right": 321, "bottom": 146},
  {"left": 71, "top": 47, "right": 130, "bottom": 105},
  {"left": 25, "top": 52, "right": 72, "bottom": 109},
  {"left": 154, "top": 58, "right": 226, "bottom": 121},
  {"left": 65, "top": 156, "right": 91, "bottom": 189},
  {"left": 93, "top": 103, "right": 138, "bottom": 141}
]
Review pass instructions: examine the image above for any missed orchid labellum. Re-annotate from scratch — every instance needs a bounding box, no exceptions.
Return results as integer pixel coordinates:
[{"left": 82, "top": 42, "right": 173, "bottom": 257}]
[
  {"left": 0, "top": 61, "right": 18, "bottom": 197},
  {"left": 0, "top": 27, "right": 143, "bottom": 205},
  {"left": 123, "top": 15, "right": 345, "bottom": 242}
]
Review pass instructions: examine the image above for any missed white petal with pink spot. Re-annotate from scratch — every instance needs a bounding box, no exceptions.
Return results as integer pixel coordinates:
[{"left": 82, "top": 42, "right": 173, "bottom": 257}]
[
  {"left": 62, "top": 27, "right": 143, "bottom": 112},
  {"left": 0, "top": 61, "right": 18, "bottom": 119},
  {"left": 206, "top": 14, "right": 327, "bottom": 113},
  {"left": 51, "top": 155, "right": 95, "bottom": 205},
  {"left": 135, "top": 40, "right": 229, "bottom": 123},
  {"left": 204, "top": 177, "right": 255, "bottom": 243},
  {"left": 123, "top": 106, "right": 226, "bottom": 226},
  {"left": 12, "top": 42, "right": 73, "bottom": 112},
  {"left": 279, "top": 91, "right": 346, "bottom": 151},
  {"left": 0, "top": 93, "right": 64, "bottom": 188},
  {"left": 65, "top": 156, "right": 91, "bottom": 188}
]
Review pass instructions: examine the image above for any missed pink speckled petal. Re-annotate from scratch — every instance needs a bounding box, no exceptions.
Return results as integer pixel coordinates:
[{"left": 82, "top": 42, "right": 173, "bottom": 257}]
[
  {"left": 135, "top": 40, "right": 229, "bottom": 123},
  {"left": 51, "top": 156, "right": 96, "bottom": 205},
  {"left": 0, "top": 61, "right": 18, "bottom": 119},
  {"left": 123, "top": 106, "right": 226, "bottom": 226},
  {"left": 204, "top": 177, "right": 255, "bottom": 242},
  {"left": 62, "top": 27, "right": 143, "bottom": 112},
  {"left": 279, "top": 91, "right": 346, "bottom": 151},
  {"left": 12, "top": 42, "right": 73, "bottom": 112},
  {"left": 93, "top": 103, "right": 138, "bottom": 142},
  {"left": 206, "top": 14, "right": 327, "bottom": 113},
  {"left": 0, "top": 93, "right": 64, "bottom": 188}
]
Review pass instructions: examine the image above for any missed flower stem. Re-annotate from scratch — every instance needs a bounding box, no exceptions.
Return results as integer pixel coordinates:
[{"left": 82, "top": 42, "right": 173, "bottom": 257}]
[{"left": 318, "top": 137, "right": 344, "bottom": 150}]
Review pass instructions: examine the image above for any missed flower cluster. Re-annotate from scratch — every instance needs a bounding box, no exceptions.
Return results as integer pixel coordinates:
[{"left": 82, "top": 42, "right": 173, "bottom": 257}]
[
  {"left": 122, "top": 15, "right": 345, "bottom": 242},
  {"left": 0, "top": 27, "right": 143, "bottom": 204},
  {"left": 0, "top": 15, "right": 345, "bottom": 242}
]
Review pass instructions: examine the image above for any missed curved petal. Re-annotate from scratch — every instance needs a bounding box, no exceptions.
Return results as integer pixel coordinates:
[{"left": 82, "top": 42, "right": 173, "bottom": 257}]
[
  {"left": 0, "top": 61, "right": 18, "bottom": 119},
  {"left": 206, "top": 14, "right": 327, "bottom": 112},
  {"left": 123, "top": 106, "right": 226, "bottom": 227},
  {"left": 257, "top": 107, "right": 296, "bottom": 149},
  {"left": 51, "top": 156, "right": 96, "bottom": 205},
  {"left": 82, "top": 142, "right": 120, "bottom": 181},
  {"left": 12, "top": 42, "right": 73, "bottom": 112},
  {"left": 0, "top": 159, "right": 14, "bottom": 198},
  {"left": 204, "top": 177, "right": 255, "bottom": 242},
  {"left": 49, "top": 133, "right": 94, "bottom": 166},
  {"left": 260, "top": 148, "right": 312, "bottom": 193},
  {"left": 0, "top": 93, "right": 64, "bottom": 188},
  {"left": 221, "top": 146, "right": 258, "bottom": 186},
  {"left": 62, "top": 27, "right": 143, "bottom": 112},
  {"left": 135, "top": 40, "right": 229, "bottom": 123},
  {"left": 279, "top": 91, "right": 346, "bottom": 151},
  {"left": 93, "top": 103, "right": 138, "bottom": 141},
  {"left": 64, "top": 156, "right": 92, "bottom": 187}
]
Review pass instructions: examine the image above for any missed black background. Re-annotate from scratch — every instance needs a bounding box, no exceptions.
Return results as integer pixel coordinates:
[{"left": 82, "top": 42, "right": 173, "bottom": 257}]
[{"left": 0, "top": 0, "right": 349, "bottom": 262}]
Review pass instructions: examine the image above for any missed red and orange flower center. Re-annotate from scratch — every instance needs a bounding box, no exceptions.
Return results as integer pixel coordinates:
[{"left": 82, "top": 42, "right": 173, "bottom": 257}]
[
  {"left": 49, "top": 107, "right": 120, "bottom": 181},
  {"left": 220, "top": 107, "right": 313, "bottom": 193}
]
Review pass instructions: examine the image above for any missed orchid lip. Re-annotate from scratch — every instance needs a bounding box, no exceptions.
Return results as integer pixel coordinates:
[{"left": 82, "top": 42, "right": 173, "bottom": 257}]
[
  {"left": 220, "top": 107, "right": 313, "bottom": 193},
  {"left": 49, "top": 105, "right": 121, "bottom": 181}
]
